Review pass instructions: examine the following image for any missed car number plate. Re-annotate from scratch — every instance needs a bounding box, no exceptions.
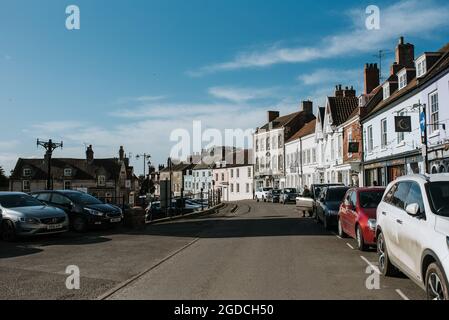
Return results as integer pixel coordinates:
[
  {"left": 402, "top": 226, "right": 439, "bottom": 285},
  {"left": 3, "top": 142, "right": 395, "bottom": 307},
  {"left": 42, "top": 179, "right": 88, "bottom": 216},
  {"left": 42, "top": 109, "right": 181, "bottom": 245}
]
[
  {"left": 110, "top": 218, "right": 121, "bottom": 223},
  {"left": 47, "top": 224, "right": 63, "bottom": 230}
]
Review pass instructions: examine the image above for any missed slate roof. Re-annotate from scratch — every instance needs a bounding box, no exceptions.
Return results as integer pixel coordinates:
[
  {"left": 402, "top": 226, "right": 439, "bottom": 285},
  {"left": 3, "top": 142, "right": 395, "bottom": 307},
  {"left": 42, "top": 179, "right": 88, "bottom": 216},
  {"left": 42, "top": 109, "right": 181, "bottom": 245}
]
[
  {"left": 286, "top": 119, "right": 317, "bottom": 143},
  {"left": 327, "top": 96, "right": 360, "bottom": 127},
  {"left": 11, "top": 158, "right": 123, "bottom": 181},
  {"left": 362, "top": 43, "right": 449, "bottom": 121},
  {"left": 258, "top": 112, "right": 301, "bottom": 131}
]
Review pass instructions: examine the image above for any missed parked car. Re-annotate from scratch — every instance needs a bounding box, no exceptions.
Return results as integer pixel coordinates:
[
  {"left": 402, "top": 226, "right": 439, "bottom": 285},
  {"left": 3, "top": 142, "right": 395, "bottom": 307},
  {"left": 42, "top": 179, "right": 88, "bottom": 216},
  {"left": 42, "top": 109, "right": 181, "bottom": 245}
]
[
  {"left": 311, "top": 184, "right": 343, "bottom": 218},
  {"left": 31, "top": 190, "right": 123, "bottom": 233},
  {"left": 316, "top": 186, "right": 350, "bottom": 230},
  {"left": 280, "top": 188, "right": 299, "bottom": 204},
  {"left": 0, "top": 192, "right": 69, "bottom": 241},
  {"left": 376, "top": 174, "right": 449, "bottom": 300},
  {"left": 255, "top": 187, "right": 273, "bottom": 202},
  {"left": 338, "top": 187, "right": 385, "bottom": 251},
  {"left": 296, "top": 193, "right": 314, "bottom": 216},
  {"left": 266, "top": 189, "right": 281, "bottom": 203}
]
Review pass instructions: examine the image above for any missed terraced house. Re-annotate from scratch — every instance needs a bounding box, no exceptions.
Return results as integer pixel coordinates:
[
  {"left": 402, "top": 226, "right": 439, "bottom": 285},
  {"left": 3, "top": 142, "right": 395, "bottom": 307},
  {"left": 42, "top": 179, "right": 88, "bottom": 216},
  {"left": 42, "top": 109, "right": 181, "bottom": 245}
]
[
  {"left": 253, "top": 101, "right": 315, "bottom": 189},
  {"left": 361, "top": 38, "right": 449, "bottom": 186}
]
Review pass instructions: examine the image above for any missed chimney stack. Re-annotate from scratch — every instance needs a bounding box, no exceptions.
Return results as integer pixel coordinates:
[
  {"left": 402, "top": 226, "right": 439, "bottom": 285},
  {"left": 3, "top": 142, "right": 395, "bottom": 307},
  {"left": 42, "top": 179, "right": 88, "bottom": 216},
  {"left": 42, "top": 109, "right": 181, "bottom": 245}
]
[
  {"left": 301, "top": 100, "right": 313, "bottom": 114},
  {"left": 364, "top": 63, "right": 380, "bottom": 95},
  {"left": 267, "top": 111, "right": 280, "bottom": 123},
  {"left": 343, "top": 86, "right": 356, "bottom": 97},
  {"left": 335, "top": 84, "right": 344, "bottom": 97},
  {"left": 395, "top": 36, "right": 415, "bottom": 69},
  {"left": 119, "top": 146, "right": 125, "bottom": 161},
  {"left": 86, "top": 145, "right": 94, "bottom": 162}
]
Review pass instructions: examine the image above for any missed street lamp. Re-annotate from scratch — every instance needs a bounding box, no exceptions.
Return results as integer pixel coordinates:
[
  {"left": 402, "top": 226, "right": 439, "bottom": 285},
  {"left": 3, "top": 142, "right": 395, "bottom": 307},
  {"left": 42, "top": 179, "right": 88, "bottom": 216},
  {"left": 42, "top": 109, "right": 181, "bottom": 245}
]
[{"left": 136, "top": 153, "right": 151, "bottom": 177}]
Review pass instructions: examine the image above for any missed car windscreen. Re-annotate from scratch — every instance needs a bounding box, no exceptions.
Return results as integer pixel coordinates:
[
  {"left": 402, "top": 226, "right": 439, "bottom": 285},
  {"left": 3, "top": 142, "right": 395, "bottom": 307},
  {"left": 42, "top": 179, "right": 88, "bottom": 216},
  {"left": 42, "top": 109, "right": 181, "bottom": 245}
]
[
  {"left": 272, "top": 190, "right": 281, "bottom": 195},
  {"left": 0, "top": 194, "right": 44, "bottom": 208},
  {"left": 66, "top": 193, "right": 103, "bottom": 205},
  {"left": 326, "top": 188, "right": 349, "bottom": 202},
  {"left": 359, "top": 191, "right": 384, "bottom": 208},
  {"left": 427, "top": 182, "right": 449, "bottom": 217},
  {"left": 284, "top": 188, "right": 297, "bottom": 194},
  {"left": 263, "top": 188, "right": 273, "bottom": 192}
]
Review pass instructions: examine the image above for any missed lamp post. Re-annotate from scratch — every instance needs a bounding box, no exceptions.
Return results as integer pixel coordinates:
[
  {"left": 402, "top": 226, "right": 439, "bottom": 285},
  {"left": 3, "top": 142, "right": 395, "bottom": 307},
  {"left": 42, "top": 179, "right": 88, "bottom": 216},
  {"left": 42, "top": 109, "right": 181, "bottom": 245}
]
[{"left": 37, "top": 139, "right": 63, "bottom": 190}]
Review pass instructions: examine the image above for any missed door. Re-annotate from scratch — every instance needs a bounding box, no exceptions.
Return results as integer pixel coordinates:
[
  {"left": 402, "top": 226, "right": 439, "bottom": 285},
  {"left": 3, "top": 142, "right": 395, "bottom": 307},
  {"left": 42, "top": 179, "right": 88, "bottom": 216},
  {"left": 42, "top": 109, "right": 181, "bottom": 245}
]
[
  {"left": 340, "top": 191, "right": 351, "bottom": 234},
  {"left": 397, "top": 182, "right": 427, "bottom": 280},
  {"left": 385, "top": 182, "right": 412, "bottom": 266},
  {"left": 50, "top": 193, "right": 73, "bottom": 213},
  {"left": 347, "top": 191, "right": 358, "bottom": 238}
]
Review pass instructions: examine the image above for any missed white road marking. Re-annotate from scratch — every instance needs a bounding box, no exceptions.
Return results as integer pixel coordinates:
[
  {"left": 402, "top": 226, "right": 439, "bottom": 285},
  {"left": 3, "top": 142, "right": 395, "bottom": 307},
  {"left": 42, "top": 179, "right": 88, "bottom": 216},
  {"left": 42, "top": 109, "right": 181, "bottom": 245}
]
[
  {"left": 360, "top": 256, "right": 381, "bottom": 275},
  {"left": 332, "top": 232, "right": 342, "bottom": 240},
  {"left": 396, "top": 289, "right": 410, "bottom": 300},
  {"left": 346, "top": 243, "right": 355, "bottom": 250}
]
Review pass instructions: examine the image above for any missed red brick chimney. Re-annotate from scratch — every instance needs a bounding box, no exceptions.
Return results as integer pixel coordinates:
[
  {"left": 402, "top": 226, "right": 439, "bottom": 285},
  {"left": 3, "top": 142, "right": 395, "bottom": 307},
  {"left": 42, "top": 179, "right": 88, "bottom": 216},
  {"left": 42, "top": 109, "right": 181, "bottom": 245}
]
[
  {"left": 301, "top": 100, "right": 313, "bottom": 114},
  {"left": 364, "top": 63, "right": 380, "bottom": 95},
  {"left": 86, "top": 145, "right": 94, "bottom": 162},
  {"left": 267, "top": 111, "right": 280, "bottom": 122},
  {"left": 396, "top": 36, "right": 415, "bottom": 69},
  {"left": 343, "top": 86, "right": 356, "bottom": 97},
  {"left": 335, "top": 84, "right": 344, "bottom": 97}
]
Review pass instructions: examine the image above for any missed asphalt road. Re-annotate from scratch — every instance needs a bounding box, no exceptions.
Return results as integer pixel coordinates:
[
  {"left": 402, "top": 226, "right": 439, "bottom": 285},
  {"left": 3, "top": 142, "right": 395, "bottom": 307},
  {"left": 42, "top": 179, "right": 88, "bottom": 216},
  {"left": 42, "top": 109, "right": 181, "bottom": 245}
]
[{"left": 0, "top": 201, "right": 426, "bottom": 300}]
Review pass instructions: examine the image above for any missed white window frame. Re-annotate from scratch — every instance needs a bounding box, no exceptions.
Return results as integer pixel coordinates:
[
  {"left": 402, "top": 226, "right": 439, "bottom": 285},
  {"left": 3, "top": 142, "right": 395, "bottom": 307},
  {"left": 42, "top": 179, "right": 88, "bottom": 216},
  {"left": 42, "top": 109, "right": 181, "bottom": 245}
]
[
  {"left": 381, "top": 118, "right": 388, "bottom": 149},
  {"left": 398, "top": 70, "right": 407, "bottom": 90},
  {"left": 367, "top": 125, "right": 374, "bottom": 153},
  {"left": 383, "top": 83, "right": 390, "bottom": 100},
  {"left": 98, "top": 175, "right": 106, "bottom": 187},
  {"left": 429, "top": 91, "right": 439, "bottom": 134},
  {"left": 416, "top": 56, "right": 427, "bottom": 78},
  {"left": 64, "top": 180, "right": 72, "bottom": 190},
  {"left": 348, "top": 129, "right": 353, "bottom": 158},
  {"left": 22, "top": 180, "right": 30, "bottom": 191},
  {"left": 64, "top": 168, "right": 72, "bottom": 177},
  {"left": 397, "top": 111, "right": 406, "bottom": 144},
  {"left": 23, "top": 168, "right": 32, "bottom": 177}
]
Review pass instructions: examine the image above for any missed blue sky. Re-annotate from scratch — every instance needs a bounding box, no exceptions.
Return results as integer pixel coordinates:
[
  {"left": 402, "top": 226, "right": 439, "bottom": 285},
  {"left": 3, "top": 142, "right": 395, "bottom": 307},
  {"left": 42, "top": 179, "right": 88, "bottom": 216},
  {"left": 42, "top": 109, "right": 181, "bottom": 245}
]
[{"left": 1, "top": 0, "right": 449, "bottom": 175}]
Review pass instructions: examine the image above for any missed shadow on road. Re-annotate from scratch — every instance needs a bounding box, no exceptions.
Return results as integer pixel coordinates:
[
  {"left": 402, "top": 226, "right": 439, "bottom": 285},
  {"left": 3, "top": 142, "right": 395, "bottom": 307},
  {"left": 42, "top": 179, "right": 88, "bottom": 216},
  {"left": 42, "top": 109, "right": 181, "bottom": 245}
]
[{"left": 132, "top": 217, "right": 333, "bottom": 239}]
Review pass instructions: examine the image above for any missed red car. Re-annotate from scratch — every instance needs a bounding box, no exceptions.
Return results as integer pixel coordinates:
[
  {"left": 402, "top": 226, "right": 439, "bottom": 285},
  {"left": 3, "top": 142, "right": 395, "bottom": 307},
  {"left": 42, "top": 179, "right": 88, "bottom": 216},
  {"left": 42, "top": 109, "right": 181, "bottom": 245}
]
[{"left": 337, "top": 187, "right": 386, "bottom": 251}]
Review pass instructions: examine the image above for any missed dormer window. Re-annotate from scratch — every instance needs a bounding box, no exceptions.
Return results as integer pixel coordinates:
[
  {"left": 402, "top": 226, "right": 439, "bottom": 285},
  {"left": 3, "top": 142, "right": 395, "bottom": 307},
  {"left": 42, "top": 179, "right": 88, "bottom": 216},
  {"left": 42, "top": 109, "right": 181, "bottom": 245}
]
[
  {"left": 23, "top": 168, "right": 32, "bottom": 177},
  {"left": 98, "top": 175, "right": 106, "bottom": 187},
  {"left": 416, "top": 56, "right": 427, "bottom": 78},
  {"left": 383, "top": 83, "right": 390, "bottom": 100},
  {"left": 398, "top": 70, "right": 407, "bottom": 90},
  {"left": 64, "top": 168, "right": 72, "bottom": 177}
]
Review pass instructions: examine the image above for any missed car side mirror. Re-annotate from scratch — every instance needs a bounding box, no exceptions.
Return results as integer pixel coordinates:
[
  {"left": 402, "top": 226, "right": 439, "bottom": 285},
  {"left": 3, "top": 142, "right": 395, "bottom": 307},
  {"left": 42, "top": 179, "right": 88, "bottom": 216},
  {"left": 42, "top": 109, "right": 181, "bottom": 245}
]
[{"left": 406, "top": 203, "right": 420, "bottom": 216}]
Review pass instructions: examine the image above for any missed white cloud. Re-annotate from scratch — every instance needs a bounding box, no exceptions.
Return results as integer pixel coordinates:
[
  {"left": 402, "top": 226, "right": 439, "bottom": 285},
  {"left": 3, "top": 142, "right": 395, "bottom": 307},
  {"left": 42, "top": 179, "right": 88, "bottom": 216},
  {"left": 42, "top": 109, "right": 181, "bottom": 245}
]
[
  {"left": 191, "top": 0, "right": 449, "bottom": 75},
  {"left": 298, "top": 68, "right": 361, "bottom": 86},
  {"left": 30, "top": 121, "right": 86, "bottom": 133},
  {"left": 208, "top": 86, "right": 277, "bottom": 103}
]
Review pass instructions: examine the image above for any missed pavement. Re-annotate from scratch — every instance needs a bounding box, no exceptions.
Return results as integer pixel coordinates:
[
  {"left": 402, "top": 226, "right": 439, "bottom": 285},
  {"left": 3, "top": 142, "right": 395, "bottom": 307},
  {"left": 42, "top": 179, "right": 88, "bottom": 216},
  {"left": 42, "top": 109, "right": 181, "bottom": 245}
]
[{"left": 0, "top": 201, "right": 426, "bottom": 300}]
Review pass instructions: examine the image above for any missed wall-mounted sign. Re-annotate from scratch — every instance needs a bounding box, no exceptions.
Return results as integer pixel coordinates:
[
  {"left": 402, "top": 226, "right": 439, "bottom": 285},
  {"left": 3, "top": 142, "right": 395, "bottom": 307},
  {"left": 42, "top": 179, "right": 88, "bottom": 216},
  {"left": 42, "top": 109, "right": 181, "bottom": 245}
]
[
  {"left": 395, "top": 116, "right": 412, "bottom": 133},
  {"left": 348, "top": 142, "right": 359, "bottom": 153}
]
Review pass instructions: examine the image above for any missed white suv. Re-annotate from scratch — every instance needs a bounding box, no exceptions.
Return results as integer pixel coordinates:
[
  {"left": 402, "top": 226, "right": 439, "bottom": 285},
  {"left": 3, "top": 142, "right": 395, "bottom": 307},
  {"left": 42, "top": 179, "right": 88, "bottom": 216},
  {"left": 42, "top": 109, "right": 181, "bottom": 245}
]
[
  {"left": 255, "top": 188, "right": 273, "bottom": 202},
  {"left": 376, "top": 174, "right": 449, "bottom": 300}
]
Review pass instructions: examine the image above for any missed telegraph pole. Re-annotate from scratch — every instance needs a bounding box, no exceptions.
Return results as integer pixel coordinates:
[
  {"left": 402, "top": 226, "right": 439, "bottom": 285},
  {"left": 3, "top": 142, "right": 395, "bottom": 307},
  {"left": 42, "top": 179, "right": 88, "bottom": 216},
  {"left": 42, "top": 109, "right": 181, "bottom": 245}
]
[
  {"left": 37, "top": 139, "right": 63, "bottom": 190},
  {"left": 136, "top": 153, "right": 151, "bottom": 178}
]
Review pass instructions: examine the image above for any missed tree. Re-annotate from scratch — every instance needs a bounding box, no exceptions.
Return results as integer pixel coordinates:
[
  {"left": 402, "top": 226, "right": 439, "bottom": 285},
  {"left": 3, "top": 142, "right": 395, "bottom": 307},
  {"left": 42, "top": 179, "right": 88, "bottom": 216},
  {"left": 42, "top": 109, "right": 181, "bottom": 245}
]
[{"left": 0, "top": 166, "right": 9, "bottom": 190}]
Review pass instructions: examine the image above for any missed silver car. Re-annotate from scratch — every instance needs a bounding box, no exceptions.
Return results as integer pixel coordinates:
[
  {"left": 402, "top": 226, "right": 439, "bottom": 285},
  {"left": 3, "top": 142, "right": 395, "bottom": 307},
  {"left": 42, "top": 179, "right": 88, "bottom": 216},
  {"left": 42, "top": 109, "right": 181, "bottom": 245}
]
[{"left": 0, "top": 192, "right": 69, "bottom": 241}]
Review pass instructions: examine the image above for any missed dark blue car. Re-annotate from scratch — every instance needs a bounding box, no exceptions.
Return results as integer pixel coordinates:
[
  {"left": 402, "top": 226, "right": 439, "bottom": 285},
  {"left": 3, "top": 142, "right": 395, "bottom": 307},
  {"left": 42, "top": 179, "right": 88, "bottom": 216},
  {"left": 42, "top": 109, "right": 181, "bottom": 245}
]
[{"left": 315, "top": 186, "right": 350, "bottom": 230}]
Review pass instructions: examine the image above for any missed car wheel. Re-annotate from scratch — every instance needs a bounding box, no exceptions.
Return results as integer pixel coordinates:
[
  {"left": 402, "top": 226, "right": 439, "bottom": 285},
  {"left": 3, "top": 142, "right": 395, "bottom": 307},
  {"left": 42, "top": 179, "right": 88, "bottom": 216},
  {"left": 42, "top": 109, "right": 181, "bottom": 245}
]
[
  {"left": 1, "top": 220, "right": 17, "bottom": 242},
  {"left": 337, "top": 219, "right": 347, "bottom": 238},
  {"left": 377, "top": 232, "right": 398, "bottom": 277},
  {"left": 73, "top": 216, "right": 88, "bottom": 233},
  {"left": 426, "top": 262, "right": 449, "bottom": 300},
  {"left": 356, "top": 225, "right": 368, "bottom": 251}
]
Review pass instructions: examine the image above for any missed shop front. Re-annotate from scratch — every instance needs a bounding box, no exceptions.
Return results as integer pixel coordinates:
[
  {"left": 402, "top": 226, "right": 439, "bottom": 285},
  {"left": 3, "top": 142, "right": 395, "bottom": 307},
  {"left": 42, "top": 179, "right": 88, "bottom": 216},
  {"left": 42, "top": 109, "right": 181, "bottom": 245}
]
[{"left": 363, "top": 153, "right": 423, "bottom": 187}]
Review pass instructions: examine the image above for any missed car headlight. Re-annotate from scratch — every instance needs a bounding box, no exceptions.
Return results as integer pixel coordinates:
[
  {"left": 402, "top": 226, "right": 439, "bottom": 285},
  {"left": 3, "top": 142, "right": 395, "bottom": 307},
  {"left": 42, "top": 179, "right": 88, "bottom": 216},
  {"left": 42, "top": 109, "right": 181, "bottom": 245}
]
[
  {"left": 84, "top": 208, "right": 105, "bottom": 216},
  {"left": 20, "top": 217, "right": 40, "bottom": 224},
  {"left": 368, "top": 219, "right": 377, "bottom": 231}
]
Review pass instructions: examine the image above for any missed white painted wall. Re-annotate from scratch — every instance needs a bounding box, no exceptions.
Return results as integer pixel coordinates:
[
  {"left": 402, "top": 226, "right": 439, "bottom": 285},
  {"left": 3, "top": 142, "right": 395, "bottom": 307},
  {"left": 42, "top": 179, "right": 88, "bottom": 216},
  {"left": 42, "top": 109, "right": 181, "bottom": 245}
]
[
  {"left": 285, "top": 133, "right": 318, "bottom": 189},
  {"left": 227, "top": 165, "right": 254, "bottom": 201}
]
